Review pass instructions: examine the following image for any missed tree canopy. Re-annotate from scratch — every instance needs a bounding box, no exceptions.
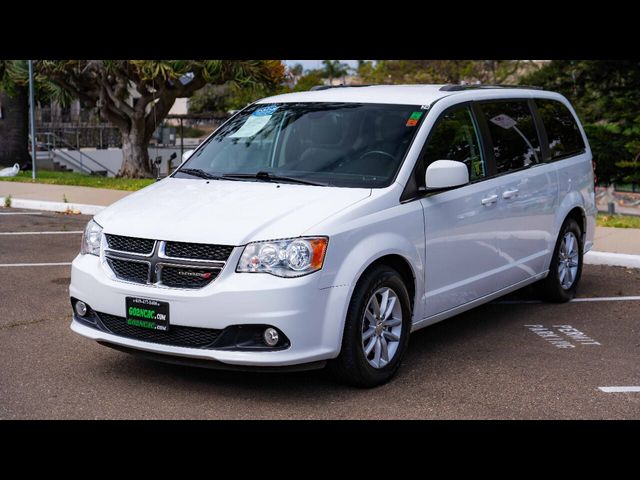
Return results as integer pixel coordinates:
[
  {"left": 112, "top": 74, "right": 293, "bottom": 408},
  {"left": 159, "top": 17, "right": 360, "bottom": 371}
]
[
  {"left": 521, "top": 60, "right": 640, "bottom": 184},
  {"left": 357, "top": 60, "right": 534, "bottom": 85},
  {"left": 38, "top": 60, "right": 285, "bottom": 177}
]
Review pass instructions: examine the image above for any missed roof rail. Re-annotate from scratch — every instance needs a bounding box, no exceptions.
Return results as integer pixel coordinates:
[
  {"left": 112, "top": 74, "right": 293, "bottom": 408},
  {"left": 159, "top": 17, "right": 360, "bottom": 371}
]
[
  {"left": 440, "top": 84, "right": 543, "bottom": 92},
  {"left": 309, "top": 84, "right": 376, "bottom": 91}
]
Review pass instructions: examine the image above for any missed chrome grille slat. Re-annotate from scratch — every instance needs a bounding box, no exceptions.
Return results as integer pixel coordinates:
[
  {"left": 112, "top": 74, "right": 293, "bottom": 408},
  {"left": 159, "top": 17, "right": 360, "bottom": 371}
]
[{"left": 102, "top": 235, "right": 232, "bottom": 289}]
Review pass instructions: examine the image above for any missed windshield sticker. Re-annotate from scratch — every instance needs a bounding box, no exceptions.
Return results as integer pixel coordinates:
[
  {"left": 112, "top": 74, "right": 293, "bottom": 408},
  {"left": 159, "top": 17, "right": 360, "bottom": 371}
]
[
  {"left": 253, "top": 105, "right": 279, "bottom": 116},
  {"left": 406, "top": 111, "right": 423, "bottom": 127},
  {"left": 229, "top": 112, "right": 276, "bottom": 138}
]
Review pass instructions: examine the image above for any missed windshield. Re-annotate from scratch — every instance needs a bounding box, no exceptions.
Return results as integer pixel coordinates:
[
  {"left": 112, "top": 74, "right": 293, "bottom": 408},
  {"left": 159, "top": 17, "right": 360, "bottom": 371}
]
[{"left": 175, "top": 102, "right": 427, "bottom": 188}]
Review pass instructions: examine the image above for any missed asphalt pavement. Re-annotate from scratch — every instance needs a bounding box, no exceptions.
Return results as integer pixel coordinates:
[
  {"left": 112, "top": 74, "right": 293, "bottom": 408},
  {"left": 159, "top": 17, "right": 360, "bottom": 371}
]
[{"left": 1, "top": 208, "right": 639, "bottom": 419}]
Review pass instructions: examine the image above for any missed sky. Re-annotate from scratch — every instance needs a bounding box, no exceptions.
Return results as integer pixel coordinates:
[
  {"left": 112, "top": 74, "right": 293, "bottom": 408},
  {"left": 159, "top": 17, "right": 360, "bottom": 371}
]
[{"left": 284, "top": 60, "right": 359, "bottom": 72}]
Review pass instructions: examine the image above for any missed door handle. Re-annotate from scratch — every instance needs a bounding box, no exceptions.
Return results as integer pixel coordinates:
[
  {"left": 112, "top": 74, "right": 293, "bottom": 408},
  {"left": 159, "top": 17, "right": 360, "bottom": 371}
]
[
  {"left": 502, "top": 189, "right": 519, "bottom": 199},
  {"left": 481, "top": 194, "right": 498, "bottom": 206}
]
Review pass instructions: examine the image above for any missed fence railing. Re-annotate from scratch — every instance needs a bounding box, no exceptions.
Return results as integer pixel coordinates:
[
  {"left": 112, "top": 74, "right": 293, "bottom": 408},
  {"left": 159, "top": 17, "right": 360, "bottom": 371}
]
[
  {"left": 36, "top": 123, "right": 122, "bottom": 149},
  {"left": 35, "top": 132, "right": 118, "bottom": 176}
]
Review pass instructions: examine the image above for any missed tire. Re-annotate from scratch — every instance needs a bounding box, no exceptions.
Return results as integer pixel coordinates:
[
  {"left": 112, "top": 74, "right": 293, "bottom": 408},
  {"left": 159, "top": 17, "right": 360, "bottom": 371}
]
[
  {"left": 329, "top": 264, "right": 412, "bottom": 388},
  {"left": 536, "top": 218, "right": 583, "bottom": 303}
]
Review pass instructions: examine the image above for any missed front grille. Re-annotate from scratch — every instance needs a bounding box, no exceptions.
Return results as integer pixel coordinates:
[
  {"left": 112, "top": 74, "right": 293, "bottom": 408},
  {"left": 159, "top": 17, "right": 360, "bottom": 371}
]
[
  {"left": 164, "top": 241, "right": 233, "bottom": 261},
  {"left": 96, "top": 312, "right": 221, "bottom": 348},
  {"left": 106, "top": 257, "right": 149, "bottom": 283},
  {"left": 105, "top": 234, "right": 155, "bottom": 255},
  {"left": 103, "top": 235, "right": 232, "bottom": 289},
  {"left": 160, "top": 266, "right": 220, "bottom": 289}
]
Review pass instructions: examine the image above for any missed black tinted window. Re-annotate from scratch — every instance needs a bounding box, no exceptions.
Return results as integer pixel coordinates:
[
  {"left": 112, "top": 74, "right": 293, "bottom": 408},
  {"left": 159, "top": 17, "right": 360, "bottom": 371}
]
[
  {"left": 481, "top": 101, "right": 540, "bottom": 174},
  {"left": 535, "top": 99, "right": 585, "bottom": 159},
  {"left": 421, "top": 105, "right": 485, "bottom": 182}
]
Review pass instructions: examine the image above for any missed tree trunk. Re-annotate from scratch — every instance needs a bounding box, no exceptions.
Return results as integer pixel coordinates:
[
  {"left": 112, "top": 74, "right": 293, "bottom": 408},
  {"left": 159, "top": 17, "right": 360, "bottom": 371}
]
[
  {"left": 0, "top": 86, "right": 32, "bottom": 168},
  {"left": 118, "top": 124, "right": 152, "bottom": 178}
]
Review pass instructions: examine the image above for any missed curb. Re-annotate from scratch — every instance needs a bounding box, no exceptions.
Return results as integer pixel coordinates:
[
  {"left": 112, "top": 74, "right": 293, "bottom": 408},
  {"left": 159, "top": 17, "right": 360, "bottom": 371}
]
[
  {"left": 0, "top": 197, "right": 104, "bottom": 216},
  {"left": 584, "top": 251, "right": 640, "bottom": 269}
]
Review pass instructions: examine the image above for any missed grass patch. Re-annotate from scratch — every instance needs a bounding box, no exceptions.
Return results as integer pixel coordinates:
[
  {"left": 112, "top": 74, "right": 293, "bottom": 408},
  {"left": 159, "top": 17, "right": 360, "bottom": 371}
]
[
  {"left": 597, "top": 213, "right": 640, "bottom": 229},
  {"left": 0, "top": 170, "right": 154, "bottom": 191}
]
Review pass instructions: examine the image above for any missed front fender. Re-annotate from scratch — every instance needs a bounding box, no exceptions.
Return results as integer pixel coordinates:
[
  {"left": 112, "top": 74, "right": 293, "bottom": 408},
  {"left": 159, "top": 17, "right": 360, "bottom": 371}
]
[{"left": 318, "top": 230, "right": 425, "bottom": 353}]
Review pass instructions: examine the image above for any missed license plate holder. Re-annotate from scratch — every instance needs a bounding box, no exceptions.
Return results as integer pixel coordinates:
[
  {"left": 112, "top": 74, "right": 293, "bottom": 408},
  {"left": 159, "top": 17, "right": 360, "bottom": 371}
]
[{"left": 125, "top": 297, "right": 170, "bottom": 331}]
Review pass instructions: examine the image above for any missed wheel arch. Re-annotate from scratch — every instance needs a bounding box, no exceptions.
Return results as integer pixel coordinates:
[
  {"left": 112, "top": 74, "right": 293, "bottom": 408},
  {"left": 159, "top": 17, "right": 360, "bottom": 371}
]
[
  {"left": 359, "top": 254, "right": 416, "bottom": 313},
  {"left": 544, "top": 195, "right": 588, "bottom": 272},
  {"left": 566, "top": 206, "right": 586, "bottom": 244},
  {"left": 319, "top": 232, "right": 423, "bottom": 355}
]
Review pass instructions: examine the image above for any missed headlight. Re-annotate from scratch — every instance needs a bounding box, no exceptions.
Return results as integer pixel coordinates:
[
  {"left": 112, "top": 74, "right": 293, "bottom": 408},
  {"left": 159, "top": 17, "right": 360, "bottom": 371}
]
[
  {"left": 237, "top": 237, "right": 328, "bottom": 277},
  {"left": 81, "top": 219, "right": 103, "bottom": 256}
]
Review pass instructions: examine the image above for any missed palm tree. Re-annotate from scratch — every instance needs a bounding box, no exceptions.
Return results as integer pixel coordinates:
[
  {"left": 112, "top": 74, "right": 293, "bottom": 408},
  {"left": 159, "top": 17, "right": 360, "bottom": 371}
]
[{"left": 321, "top": 60, "right": 351, "bottom": 85}]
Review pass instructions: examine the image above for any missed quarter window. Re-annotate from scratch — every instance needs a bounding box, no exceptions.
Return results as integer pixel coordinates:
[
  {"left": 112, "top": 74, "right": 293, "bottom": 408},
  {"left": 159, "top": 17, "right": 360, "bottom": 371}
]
[
  {"left": 535, "top": 99, "right": 585, "bottom": 159},
  {"left": 480, "top": 101, "right": 541, "bottom": 174},
  {"left": 420, "top": 105, "right": 486, "bottom": 183}
]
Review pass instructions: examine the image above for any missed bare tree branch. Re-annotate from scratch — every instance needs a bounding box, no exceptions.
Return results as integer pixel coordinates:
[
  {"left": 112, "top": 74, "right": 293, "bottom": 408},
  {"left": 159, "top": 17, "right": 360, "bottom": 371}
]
[{"left": 99, "top": 77, "right": 135, "bottom": 118}]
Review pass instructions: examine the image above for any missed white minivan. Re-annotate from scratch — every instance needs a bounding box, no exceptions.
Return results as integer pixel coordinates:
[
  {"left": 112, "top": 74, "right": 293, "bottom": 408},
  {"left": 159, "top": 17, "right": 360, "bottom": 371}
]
[{"left": 70, "top": 84, "right": 596, "bottom": 387}]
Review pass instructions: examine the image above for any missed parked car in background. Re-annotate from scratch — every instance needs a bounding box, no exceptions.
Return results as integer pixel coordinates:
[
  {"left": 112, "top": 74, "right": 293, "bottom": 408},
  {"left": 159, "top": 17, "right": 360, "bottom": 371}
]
[{"left": 70, "top": 84, "right": 596, "bottom": 387}]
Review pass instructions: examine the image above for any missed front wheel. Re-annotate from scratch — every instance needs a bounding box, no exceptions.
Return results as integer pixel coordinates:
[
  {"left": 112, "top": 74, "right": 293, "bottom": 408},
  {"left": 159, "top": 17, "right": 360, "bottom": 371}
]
[
  {"left": 329, "top": 265, "right": 412, "bottom": 388},
  {"left": 536, "top": 218, "right": 583, "bottom": 302}
]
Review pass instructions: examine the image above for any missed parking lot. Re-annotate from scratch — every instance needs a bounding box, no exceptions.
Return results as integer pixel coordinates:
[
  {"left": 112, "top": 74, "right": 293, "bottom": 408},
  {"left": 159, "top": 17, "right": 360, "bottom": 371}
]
[{"left": 1, "top": 208, "right": 639, "bottom": 419}]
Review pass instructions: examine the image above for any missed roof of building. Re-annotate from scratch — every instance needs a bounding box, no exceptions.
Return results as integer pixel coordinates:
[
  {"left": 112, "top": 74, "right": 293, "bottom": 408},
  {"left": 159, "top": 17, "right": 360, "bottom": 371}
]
[{"left": 257, "top": 84, "right": 549, "bottom": 106}]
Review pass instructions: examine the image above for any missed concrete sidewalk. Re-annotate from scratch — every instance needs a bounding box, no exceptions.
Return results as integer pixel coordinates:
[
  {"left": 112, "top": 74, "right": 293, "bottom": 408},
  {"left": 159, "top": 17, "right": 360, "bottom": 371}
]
[
  {"left": 593, "top": 227, "right": 640, "bottom": 255},
  {"left": 0, "top": 181, "right": 130, "bottom": 206}
]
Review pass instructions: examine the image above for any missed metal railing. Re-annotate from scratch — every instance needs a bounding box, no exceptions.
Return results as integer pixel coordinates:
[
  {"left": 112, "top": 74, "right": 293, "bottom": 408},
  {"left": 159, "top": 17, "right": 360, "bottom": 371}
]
[{"left": 35, "top": 132, "right": 118, "bottom": 176}]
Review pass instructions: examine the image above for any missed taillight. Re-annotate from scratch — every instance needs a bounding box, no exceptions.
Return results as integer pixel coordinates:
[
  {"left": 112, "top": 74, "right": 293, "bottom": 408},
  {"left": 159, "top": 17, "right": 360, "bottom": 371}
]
[{"left": 592, "top": 160, "right": 597, "bottom": 185}]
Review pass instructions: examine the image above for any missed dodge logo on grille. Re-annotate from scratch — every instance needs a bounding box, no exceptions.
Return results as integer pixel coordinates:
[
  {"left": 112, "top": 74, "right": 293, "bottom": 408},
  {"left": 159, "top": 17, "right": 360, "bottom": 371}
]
[{"left": 177, "top": 270, "right": 212, "bottom": 279}]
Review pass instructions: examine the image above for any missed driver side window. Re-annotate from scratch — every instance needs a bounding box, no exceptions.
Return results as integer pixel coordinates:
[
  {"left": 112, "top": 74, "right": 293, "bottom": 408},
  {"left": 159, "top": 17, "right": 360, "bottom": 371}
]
[{"left": 419, "top": 105, "right": 486, "bottom": 185}]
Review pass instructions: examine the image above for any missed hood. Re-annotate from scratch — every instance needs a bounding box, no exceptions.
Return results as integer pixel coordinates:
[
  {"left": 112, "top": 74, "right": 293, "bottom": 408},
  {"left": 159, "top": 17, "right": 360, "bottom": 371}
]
[{"left": 95, "top": 178, "right": 371, "bottom": 245}]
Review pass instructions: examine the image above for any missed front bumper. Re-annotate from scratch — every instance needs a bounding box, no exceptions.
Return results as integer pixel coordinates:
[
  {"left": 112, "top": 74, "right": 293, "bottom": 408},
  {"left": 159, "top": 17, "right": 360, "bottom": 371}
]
[{"left": 70, "top": 253, "right": 350, "bottom": 367}]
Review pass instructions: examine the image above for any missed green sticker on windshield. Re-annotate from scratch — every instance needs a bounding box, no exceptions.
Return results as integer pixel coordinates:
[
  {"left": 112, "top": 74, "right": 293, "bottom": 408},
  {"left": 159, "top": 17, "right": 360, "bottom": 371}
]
[{"left": 409, "top": 111, "right": 423, "bottom": 121}]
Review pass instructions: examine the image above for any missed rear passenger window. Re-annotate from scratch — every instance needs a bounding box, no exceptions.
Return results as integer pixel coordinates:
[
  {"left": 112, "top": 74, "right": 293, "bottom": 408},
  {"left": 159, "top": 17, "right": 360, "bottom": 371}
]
[
  {"left": 480, "top": 101, "right": 540, "bottom": 174},
  {"left": 535, "top": 99, "right": 585, "bottom": 159},
  {"left": 421, "top": 105, "right": 486, "bottom": 182}
]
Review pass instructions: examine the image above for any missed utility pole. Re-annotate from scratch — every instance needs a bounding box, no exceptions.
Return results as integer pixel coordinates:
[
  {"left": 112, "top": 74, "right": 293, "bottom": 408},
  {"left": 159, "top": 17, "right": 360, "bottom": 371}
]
[{"left": 28, "top": 60, "right": 37, "bottom": 179}]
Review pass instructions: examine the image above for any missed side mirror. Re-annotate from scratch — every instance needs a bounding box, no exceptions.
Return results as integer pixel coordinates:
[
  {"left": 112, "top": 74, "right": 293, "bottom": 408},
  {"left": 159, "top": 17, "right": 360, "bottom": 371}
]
[
  {"left": 182, "top": 149, "right": 195, "bottom": 162},
  {"left": 425, "top": 160, "right": 469, "bottom": 190}
]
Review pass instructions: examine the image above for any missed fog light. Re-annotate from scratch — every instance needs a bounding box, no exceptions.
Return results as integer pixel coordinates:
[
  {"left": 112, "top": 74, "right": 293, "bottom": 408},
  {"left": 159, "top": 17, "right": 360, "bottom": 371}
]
[
  {"left": 75, "top": 301, "right": 88, "bottom": 317},
  {"left": 263, "top": 327, "right": 279, "bottom": 347}
]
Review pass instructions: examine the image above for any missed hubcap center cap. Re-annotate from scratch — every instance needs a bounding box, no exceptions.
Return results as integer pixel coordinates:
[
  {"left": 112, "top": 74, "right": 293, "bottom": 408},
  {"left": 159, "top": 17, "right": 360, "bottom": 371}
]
[{"left": 375, "top": 322, "right": 384, "bottom": 336}]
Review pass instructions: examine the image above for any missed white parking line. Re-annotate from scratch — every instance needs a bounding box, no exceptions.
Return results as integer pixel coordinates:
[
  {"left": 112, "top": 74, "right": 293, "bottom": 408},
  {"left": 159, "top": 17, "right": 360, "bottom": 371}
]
[
  {"left": 0, "top": 212, "right": 43, "bottom": 215},
  {"left": 0, "top": 262, "right": 72, "bottom": 267},
  {"left": 598, "top": 387, "right": 640, "bottom": 393},
  {"left": 0, "top": 231, "right": 83, "bottom": 235},
  {"left": 495, "top": 295, "right": 640, "bottom": 304},
  {"left": 572, "top": 296, "right": 640, "bottom": 302}
]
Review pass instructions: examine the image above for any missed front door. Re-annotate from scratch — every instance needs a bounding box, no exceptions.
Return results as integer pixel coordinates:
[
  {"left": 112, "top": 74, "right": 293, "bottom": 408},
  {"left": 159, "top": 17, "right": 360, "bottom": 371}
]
[{"left": 418, "top": 104, "right": 506, "bottom": 317}]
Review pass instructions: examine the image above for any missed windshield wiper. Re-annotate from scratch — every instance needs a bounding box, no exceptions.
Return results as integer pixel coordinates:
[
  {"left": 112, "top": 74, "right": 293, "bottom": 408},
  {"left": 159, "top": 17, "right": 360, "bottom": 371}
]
[
  {"left": 221, "top": 171, "right": 327, "bottom": 186},
  {"left": 178, "top": 168, "right": 240, "bottom": 181}
]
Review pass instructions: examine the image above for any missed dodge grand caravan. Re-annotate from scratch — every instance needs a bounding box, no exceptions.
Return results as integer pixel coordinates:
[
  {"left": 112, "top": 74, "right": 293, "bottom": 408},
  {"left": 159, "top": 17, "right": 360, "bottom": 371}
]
[{"left": 70, "top": 84, "right": 596, "bottom": 387}]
